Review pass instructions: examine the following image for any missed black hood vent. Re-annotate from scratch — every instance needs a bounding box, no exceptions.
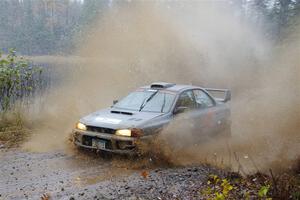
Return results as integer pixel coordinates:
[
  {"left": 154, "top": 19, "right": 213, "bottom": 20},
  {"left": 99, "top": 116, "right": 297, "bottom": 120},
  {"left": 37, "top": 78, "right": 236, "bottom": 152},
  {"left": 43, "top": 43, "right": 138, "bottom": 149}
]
[{"left": 111, "top": 110, "right": 133, "bottom": 115}]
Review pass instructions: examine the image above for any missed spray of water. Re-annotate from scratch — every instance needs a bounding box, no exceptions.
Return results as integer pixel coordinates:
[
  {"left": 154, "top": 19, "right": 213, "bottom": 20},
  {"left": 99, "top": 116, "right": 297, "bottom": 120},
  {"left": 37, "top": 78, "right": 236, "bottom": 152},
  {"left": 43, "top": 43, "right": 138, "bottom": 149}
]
[{"left": 22, "top": 2, "right": 299, "bottom": 173}]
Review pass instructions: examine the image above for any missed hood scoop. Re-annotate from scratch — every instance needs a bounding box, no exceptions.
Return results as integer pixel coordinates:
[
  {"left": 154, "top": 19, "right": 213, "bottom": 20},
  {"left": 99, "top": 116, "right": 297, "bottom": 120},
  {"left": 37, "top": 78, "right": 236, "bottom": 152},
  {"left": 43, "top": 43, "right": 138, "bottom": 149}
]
[{"left": 111, "top": 110, "right": 133, "bottom": 115}]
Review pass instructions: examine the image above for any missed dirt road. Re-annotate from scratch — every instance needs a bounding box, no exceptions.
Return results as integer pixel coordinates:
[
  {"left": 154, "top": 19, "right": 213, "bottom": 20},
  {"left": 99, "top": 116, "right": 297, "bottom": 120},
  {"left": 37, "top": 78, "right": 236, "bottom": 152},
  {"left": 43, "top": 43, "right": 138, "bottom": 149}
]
[{"left": 0, "top": 149, "right": 215, "bottom": 200}]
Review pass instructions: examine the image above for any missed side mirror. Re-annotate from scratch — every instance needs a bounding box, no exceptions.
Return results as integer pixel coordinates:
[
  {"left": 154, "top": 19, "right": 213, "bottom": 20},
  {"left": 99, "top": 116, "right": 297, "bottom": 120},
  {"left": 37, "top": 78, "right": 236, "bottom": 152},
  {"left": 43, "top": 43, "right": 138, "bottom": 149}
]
[
  {"left": 113, "top": 100, "right": 118, "bottom": 105},
  {"left": 173, "top": 106, "right": 188, "bottom": 115}
]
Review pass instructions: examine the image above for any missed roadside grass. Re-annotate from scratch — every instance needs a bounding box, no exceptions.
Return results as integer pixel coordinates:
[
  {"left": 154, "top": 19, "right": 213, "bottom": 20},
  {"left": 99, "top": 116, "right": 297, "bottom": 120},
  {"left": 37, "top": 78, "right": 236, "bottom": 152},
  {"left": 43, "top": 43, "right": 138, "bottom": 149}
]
[
  {"left": 199, "top": 154, "right": 300, "bottom": 200},
  {"left": 0, "top": 49, "right": 43, "bottom": 148},
  {"left": 0, "top": 111, "right": 31, "bottom": 147},
  {"left": 200, "top": 171, "right": 300, "bottom": 200}
]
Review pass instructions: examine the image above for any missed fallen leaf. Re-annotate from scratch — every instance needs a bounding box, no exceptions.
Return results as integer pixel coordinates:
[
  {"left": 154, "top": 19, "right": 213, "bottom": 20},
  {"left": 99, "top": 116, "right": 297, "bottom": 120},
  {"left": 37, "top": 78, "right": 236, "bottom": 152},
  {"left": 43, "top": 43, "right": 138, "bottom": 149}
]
[
  {"left": 141, "top": 171, "right": 149, "bottom": 179},
  {"left": 41, "top": 193, "right": 50, "bottom": 200}
]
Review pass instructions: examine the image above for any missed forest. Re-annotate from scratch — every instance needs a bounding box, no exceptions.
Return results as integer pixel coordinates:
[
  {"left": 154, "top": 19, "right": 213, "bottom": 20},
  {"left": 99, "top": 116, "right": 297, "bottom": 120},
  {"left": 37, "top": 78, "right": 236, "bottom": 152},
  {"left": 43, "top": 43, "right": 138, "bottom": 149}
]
[{"left": 0, "top": 0, "right": 299, "bottom": 55}]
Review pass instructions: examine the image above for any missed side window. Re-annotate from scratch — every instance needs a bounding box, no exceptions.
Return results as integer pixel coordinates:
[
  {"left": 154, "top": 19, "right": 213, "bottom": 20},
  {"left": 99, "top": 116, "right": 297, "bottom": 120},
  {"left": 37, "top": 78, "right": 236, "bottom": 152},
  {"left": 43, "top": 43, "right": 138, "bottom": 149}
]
[
  {"left": 193, "top": 89, "right": 214, "bottom": 108},
  {"left": 175, "top": 90, "right": 196, "bottom": 109}
]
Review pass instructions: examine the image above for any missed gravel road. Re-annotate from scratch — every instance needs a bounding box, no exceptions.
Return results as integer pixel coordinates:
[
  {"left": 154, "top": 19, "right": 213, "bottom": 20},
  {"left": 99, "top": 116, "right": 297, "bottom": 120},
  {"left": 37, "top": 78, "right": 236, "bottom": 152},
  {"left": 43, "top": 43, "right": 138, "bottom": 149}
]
[{"left": 0, "top": 149, "right": 217, "bottom": 200}]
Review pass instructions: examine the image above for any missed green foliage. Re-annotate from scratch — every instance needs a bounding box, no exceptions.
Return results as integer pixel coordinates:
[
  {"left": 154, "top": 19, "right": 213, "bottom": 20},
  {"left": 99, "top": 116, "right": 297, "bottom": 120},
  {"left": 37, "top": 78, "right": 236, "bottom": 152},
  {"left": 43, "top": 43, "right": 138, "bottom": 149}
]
[
  {"left": 292, "top": 191, "right": 300, "bottom": 199},
  {"left": 201, "top": 175, "right": 234, "bottom": 200},
  {"left": 214, "top": 192, "right": 225, "bottom": 200},
  {"left": 0, "top": 49, "right": 42, "bottom": 112},
  {"left": 200, "top": 173, "right": 284, "bottom": 199},
  {"left": 221, "top": 179, "right": 234, "bottom": 197},
  {"left": 258, "top": 184, "right": 270, "bottom": 198}
]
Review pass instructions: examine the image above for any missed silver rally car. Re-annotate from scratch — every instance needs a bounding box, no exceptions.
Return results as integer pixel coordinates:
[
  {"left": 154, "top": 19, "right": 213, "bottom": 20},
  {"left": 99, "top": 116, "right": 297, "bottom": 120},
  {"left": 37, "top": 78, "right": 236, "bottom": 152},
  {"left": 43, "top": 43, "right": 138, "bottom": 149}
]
[{"left": 73, "top": 82, "right": 231, "bottom": 154}]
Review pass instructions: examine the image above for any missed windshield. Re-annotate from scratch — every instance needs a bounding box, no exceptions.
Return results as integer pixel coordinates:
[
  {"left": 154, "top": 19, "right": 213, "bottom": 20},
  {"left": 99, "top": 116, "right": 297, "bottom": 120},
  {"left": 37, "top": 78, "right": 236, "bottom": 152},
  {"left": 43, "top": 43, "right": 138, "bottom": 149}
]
[{"left": 113, "top": 90, "right": 176, "bottom": 113}]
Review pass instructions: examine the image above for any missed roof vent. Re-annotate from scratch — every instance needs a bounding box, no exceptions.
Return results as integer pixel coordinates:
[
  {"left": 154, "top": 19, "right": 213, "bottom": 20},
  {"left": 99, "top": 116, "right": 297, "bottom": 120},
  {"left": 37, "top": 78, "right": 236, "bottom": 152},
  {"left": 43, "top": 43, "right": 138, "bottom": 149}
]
[{"left": 150, "top": 82, "right": 175, "bottom": 89}]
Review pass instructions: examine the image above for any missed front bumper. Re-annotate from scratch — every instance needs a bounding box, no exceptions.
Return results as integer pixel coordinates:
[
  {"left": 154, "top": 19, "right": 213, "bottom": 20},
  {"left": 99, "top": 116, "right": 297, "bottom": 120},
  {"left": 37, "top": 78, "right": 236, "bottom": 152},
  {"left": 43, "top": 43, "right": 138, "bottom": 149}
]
[{"left": 72, "top": 129, "right": 138, "bottom": 154}]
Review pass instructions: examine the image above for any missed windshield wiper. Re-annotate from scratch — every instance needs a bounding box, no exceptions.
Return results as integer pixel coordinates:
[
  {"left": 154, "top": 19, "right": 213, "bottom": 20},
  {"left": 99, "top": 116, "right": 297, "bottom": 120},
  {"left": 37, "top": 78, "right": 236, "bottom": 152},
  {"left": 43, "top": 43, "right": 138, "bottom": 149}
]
[
  {"left": 161, "top": 93, "right": 166, "bottom": 113},
  {"left": 139, "top": 90, "right": 159, "bottom": 111}
]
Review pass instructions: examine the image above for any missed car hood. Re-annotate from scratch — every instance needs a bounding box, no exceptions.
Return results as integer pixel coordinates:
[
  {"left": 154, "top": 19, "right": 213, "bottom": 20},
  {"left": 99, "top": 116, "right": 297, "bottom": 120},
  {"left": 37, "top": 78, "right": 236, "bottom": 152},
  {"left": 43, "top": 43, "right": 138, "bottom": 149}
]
[{"left": 80, "top": 108, "right": 164, "bottom": 130}]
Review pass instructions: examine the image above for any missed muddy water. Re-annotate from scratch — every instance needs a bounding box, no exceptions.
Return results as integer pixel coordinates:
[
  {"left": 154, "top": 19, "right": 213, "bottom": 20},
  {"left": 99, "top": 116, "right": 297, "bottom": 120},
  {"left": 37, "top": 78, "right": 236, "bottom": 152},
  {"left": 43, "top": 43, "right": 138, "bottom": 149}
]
[{"left": 0, "top": 149, "right": 136, "bottom": 200}]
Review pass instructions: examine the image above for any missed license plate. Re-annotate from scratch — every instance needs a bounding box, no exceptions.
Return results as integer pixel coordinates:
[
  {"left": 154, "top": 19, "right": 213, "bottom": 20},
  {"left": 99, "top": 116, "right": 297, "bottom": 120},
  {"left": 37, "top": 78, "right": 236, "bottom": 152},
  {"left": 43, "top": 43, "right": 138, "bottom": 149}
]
[{"left": 92, "top": 139, "right": 106, "bottom": 149}]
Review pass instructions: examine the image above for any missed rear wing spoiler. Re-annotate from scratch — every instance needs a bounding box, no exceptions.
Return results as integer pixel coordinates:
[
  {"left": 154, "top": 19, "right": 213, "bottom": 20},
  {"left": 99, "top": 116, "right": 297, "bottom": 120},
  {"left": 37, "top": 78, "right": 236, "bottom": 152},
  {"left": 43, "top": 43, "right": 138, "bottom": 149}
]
[{"left": 204, "top": 88, "right": 231, "bottom": 103}]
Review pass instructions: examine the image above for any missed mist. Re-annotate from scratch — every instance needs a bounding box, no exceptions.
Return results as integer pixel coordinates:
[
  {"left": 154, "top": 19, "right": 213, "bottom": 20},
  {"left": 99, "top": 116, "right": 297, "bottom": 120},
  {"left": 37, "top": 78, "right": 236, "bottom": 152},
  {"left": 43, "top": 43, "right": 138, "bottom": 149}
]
[{"left": 22, "top": 2, "right": 299, "bottom": 173}]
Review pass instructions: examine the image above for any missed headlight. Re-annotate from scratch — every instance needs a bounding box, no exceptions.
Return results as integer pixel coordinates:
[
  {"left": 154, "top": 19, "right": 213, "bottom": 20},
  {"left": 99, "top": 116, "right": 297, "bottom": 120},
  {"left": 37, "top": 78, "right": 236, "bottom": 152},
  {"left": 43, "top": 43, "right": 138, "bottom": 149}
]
[
  {"left": 76, "top": 122, "right": 87, "bottom": 131},
  {"left": 115, "top": 129, "right": 131, "bottom": 137},
  {"left": 115, "top": 128, "right": 143, "bottom": 137}
]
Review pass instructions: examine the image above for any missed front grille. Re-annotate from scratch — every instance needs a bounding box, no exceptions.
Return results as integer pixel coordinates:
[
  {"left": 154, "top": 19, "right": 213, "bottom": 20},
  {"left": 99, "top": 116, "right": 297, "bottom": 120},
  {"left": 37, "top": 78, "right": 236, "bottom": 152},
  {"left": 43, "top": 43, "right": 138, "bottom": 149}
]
[
  {"left": 82, "top": 135, "right": 113, "bottom": 149},
  {"left": 86, "top": 126, "right": 115, "bottom": 134}
]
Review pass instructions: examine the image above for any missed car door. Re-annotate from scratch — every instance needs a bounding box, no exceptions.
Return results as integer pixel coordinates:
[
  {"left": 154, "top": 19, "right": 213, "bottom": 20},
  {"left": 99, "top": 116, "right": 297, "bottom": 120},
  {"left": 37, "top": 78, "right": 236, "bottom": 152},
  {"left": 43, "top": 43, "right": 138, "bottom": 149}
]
[
  {"left": 191, "top": 89, "right": 219, "bottom": 139},
  {"left": 170, "top": 90, "right": 198, "bottom": 146},
  {"left": 172, "top": 89, "right": 216, "bottom": 143}
]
